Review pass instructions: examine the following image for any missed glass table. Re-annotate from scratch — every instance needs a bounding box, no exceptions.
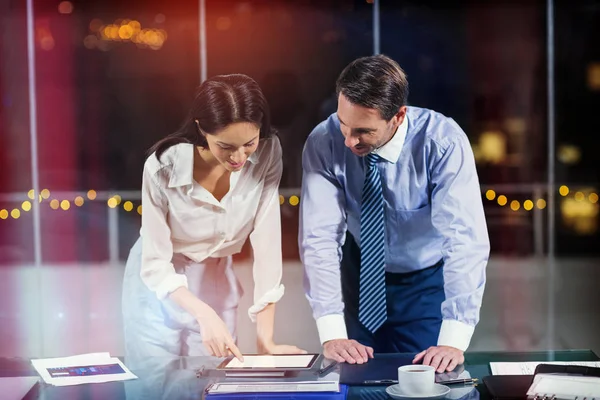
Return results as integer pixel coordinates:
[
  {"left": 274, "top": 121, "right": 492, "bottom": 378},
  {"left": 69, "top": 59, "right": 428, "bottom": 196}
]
[{"left": 1, "top": 350, "right": 597, "bottom": 399}]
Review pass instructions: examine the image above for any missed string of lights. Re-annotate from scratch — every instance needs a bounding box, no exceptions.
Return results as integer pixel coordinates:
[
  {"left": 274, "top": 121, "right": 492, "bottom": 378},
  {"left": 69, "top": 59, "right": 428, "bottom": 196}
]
[{"left": 1, "top": 185, "right": 597, "bottom": 222}]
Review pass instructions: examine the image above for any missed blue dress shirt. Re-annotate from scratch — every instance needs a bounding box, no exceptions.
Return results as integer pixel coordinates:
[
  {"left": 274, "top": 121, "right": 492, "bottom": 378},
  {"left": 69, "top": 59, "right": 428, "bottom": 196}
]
[{"left": 299, "top": 106, "right": 490, "bottom": 351}]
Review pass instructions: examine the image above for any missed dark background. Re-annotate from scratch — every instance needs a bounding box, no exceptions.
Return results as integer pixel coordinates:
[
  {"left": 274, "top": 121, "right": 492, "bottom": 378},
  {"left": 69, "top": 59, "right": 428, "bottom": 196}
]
[{"left": 1, "top": 0, "right": 599, "bottom": 263}]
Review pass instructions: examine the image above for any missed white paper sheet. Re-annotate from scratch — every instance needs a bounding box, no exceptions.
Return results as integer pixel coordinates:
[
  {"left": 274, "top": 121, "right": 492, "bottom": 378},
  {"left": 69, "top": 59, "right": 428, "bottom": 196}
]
[
  {"left": 31, "top": 352, "right": 137, "bottom": 386},
  {"left": 207, "top": 381, "right": 340, "bottom": 394},
  {"left": 490, "top": 361, "right": 600, "bottom": 375}
]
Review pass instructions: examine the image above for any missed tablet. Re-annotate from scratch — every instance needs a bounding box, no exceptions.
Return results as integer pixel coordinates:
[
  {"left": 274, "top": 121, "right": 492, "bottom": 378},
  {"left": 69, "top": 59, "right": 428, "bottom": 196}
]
[{"left": 217, "top": 354, "right": 320, "bottom": 371}]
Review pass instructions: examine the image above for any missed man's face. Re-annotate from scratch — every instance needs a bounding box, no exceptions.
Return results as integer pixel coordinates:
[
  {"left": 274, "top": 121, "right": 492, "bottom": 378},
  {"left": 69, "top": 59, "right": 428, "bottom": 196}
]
[{"left": 337, "top": 94, "right": 406, "bottom": 156}]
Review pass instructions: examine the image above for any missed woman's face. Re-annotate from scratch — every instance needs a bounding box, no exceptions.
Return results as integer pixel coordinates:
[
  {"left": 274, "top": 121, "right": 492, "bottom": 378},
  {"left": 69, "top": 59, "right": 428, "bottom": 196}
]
[{"left": 203, "top": 122, "right": 260, "bottom": 171}]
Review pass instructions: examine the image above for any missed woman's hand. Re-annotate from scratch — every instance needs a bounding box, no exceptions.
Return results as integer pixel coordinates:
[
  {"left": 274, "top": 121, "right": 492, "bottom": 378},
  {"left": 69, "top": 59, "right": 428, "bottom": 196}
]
[
  {"left": 196, "top": 306, "right": 244, "bottom": 361},
  {"left": 169, "top": 287, "right": 243, "bottom": 361}
]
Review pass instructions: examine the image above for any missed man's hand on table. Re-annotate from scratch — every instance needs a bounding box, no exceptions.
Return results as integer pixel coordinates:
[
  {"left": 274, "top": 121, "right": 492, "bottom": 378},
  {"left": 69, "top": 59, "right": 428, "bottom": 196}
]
[
  {"left": 323, "top": 339, "right": 374, "bottom": 364},
  {"left": 412, "top": 345, "right": 464, "bottom": 372}
]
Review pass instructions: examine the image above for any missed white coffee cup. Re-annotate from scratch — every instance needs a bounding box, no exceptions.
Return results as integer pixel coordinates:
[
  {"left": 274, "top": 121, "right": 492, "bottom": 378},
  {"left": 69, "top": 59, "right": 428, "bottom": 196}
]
[{"left": 397, "top": 364, "right": 435, "bottom": 395}]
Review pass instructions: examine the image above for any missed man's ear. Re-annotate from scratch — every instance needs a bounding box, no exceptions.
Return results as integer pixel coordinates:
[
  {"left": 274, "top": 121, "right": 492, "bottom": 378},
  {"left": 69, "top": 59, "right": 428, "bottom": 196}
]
[{"left": 394, "top": 106, "right": 407, "bottom": 125}]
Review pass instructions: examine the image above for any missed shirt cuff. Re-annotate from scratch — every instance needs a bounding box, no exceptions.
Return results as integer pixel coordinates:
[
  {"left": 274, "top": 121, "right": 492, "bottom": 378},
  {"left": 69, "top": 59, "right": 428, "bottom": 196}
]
[
  {"left": 153, "top": 273, "right": 189, "bottom": 300},
  {"left": 316, "top": 314, "right": 348, "bottom": 344},
  {"left": 247, "top": 284, "right": 285, "bottom": 322},
  {"left": 437, "top": 319, "right": 475, "bottom": 351}
]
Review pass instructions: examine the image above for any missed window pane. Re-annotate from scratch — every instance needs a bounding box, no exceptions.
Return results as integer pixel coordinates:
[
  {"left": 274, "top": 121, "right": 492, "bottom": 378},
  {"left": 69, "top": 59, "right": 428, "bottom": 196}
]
[
  {"left": 0, "top": 1, "right": 35, "bottom": 265},
  {"left": 30, "top": 1, "right": 200, "bottom": 262},
  {"left": 381, "top": 0, "right": 547, "bottom": 257}
]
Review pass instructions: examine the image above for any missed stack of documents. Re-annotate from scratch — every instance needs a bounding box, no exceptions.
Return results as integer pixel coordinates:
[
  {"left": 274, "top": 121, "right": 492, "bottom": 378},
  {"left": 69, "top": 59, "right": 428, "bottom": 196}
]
[
  {"left": 205, "top": 369, "right": 341, "bottom": 397},
  {"left": 206, "top": 380, "right": 340, "bottom": 394},
  {"left": 31, "top": 352, "right": 137, "bottom": 386}
]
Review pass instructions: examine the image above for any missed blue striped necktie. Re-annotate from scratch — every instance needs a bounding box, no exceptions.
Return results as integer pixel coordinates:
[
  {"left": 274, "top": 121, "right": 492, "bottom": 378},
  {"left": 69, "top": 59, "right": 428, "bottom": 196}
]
[{"left": 358, "top": 153, "right": 387, "bottom": 333}]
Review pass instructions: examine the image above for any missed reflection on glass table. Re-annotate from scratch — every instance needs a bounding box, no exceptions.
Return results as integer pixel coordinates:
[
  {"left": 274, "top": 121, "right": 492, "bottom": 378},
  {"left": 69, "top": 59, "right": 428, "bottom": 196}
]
[{"left": 0, "top": 350, "right": 596, "bottom": 399}]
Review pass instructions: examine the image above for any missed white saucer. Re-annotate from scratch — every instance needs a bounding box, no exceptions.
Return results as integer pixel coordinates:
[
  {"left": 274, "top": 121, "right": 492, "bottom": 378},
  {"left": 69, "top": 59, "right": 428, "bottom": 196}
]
[{"left": 385, "top": 383, "right": 451, "bottom": 400}]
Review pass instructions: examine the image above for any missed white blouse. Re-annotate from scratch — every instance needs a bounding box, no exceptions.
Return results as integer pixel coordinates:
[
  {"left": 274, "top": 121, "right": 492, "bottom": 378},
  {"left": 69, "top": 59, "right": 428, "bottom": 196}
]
[{"left": 139, "top": 136, "right": 285, "bottom": 321}]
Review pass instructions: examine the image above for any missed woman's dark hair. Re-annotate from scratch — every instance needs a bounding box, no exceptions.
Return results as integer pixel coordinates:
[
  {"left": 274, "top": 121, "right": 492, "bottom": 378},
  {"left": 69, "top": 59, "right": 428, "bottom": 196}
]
[
  {"left": 149, "top": 74, "right": 272, "bottom": 160},
  {"left": 336, "top": 54, "right": 409, "bottom": 121}
]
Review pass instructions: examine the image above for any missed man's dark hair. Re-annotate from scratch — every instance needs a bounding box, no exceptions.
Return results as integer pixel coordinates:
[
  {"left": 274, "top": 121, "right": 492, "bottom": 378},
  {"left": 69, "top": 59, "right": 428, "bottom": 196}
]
[{"left": 336, "top": 54, "right": 409, "bottom": 121}]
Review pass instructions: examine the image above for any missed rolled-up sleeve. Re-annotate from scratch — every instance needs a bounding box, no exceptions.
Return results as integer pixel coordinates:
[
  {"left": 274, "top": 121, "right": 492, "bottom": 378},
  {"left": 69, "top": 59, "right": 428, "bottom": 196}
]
[
  {"left": 429, "top": 126, "right": 490, "bottom": 351},
  {"left": 248, "top": 137, "right": 285, "bottom": 322},
  {"left": 299, "top": 123, "right": 349, "bottom": 344},
  {"left": 140, "top": 161, "right": 188, "bottom": 299}
]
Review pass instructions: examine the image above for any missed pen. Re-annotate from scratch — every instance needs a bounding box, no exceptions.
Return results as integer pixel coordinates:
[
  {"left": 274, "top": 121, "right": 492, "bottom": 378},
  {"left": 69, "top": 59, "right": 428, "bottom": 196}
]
[
  {"left": 316, "top": 361, "right": 339, "bottom": 376},
  {"left": 363, "top": 379, "right": 398, "bottom": 385},
  {"left": 363, "top": 378, "right": 478, "bottom": 386},
  {"left": 438, "top": 378, "right": 478, "bottom": 386}
]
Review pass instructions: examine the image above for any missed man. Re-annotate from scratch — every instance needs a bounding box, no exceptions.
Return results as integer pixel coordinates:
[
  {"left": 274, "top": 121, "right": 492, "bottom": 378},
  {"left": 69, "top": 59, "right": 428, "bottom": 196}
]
[{"left": 299, "top": 55, "right": 489, "bottom": 373}]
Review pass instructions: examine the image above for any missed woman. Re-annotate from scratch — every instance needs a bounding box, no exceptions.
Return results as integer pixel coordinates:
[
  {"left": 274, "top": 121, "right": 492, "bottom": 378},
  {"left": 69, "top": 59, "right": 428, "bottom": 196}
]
[{"left": 122, "top": 74, "right": 304, "bottom": 362}]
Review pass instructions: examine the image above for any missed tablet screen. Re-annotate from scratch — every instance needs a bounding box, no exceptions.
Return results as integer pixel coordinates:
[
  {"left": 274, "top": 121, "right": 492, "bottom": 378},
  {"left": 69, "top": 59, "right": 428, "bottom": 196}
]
[{"left": 223, "top": 355, "right": 318, "bottom": 369}]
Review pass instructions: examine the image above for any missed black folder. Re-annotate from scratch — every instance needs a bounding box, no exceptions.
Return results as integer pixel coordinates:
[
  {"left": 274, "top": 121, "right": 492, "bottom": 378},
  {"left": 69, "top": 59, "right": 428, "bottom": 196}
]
[
  {"left": 339, "top": 355, "right": 413, "bottom": 385},
  {"left": 339, "top": 354, "right": 465, "bottom": 385},
  {"left": 482, "top": 375, "right": 533, "bottom": 399}
]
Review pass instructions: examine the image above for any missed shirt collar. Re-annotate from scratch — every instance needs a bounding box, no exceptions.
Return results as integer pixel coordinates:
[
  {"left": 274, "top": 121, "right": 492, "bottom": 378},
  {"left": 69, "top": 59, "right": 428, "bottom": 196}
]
[
  {"left": 373, "top": 113, "right": 408, "bottom": 163},
  {"left": 248, "top": 151, "right": 259, "bottom": 165},
  {"left": 168, "top": 144, "right": 194, "bottom": 188},
  {"left": 168, "top": 143, "right": 259, "bottom": 188}
]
